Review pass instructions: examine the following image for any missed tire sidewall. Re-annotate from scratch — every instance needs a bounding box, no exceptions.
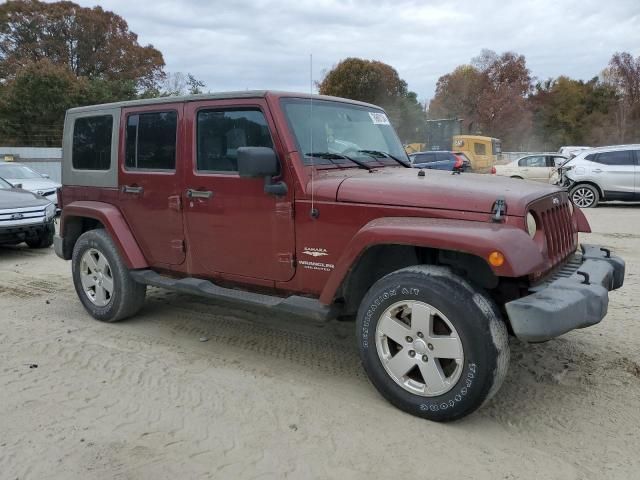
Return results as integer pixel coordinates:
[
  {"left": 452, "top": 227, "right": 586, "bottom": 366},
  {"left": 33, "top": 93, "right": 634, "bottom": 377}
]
[
  {"left": 72, "top": 230, "right": 124, "bottom": 321},
  {"left": 357, "top": 268, "right": 504, "bottom": 421}
]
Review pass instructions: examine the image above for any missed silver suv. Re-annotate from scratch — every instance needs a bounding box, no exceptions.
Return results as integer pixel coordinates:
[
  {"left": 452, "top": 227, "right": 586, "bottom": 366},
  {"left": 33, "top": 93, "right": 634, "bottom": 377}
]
[{"left": 560, "top": 144, "right": 639, "bottom": 208}]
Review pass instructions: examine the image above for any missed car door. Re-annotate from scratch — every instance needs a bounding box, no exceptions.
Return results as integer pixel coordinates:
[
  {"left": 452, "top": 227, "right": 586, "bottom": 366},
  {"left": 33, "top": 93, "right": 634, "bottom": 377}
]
[
  {"left": 118, "top": 104, "right": 186, "bottom": 267},
  {"left": 434, "top": 152, "right": 453, "bottom": 170},
  {"left": 589, "top": 150, "right": 635, "bottom": 198},
  {"left": 522, "top": 155, "right": 548, "bottom": 181},
  {"left": 182, "top": 98, "right": 295, "bottom": 282}
]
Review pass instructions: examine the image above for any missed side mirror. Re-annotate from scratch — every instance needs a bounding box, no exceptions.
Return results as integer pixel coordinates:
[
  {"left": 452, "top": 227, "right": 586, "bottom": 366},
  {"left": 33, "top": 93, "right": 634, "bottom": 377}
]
[
  {"left": 41, "top": 173, "right": 50, "bottom": 179},
  {"left": 13, "top": 183, "right": 23, "bottom": 189},
  {"left": 237, "top": 147, "right": 279, "bottom": 178},
  {"left": 237, "top": 147, "right": 287, "bottom": 196}
]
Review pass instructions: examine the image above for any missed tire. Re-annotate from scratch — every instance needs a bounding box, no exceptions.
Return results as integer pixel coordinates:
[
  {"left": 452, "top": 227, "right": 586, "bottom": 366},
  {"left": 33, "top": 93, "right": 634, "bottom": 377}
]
[
  {"left": 72, "top": 229, "right": 146, "bottom": 322},
  {"left": 26, "top": 223, "right": 54, "bottom": 248},
  {"left": 570, "top": 184, "right": 599, "bottom": 208},
  {"left": 356, "top": 265, "right": 509, "bottom": 422}
]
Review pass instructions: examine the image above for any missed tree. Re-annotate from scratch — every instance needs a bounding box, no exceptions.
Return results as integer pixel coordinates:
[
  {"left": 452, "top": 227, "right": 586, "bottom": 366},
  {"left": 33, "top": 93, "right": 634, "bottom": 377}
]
[
  {"left": 529, "top": 76, "right": 618, "bottom": 148},
  {"left": 318, "top": 58, "right": 425, "bottom": 142},
  {"left": 428, "top": 50, "right": 533, "bottom": 150},
  {"left": 427, "top": 64, "right": 483, "bottom": 130},
  {"left": 161, "top": 72, "right": 207, "bottom": 96},
  {"left": 0, "top": 0, "right": 167, "bottom": 145},
  {"left": 0, "top": 0, "right": 165, "bottom": 91},
  {"left": 602, "top": 52, "right": 640, "bottom": 143}
]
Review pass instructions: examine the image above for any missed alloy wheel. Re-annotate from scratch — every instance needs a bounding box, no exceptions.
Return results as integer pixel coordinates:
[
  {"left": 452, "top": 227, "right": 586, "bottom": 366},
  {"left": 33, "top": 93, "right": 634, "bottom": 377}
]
[
  {"left": 375, "top": 300, "right": 464, "bottom": 397},
  {"left": 79, "top": 248, "right": 114, "bottom": 307},
  {"left": 571, "top": 187, "right": 596, "bottom": 208}
]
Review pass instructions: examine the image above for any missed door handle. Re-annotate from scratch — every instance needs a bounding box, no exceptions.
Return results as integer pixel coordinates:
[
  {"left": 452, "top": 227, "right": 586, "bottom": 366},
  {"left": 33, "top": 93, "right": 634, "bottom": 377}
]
[
  {"left": 122, "top": 185, "right": 143, "bottom": 194},
  {"left": 186, "top": 189, "right": 213, "bottom": 199},
  {"left": 593, "top": 169, "right": 602, "bottom": 173}
]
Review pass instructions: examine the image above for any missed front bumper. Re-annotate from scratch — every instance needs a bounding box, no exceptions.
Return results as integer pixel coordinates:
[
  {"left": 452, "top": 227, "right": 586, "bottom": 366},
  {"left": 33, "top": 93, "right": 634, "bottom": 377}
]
[
  {"left": 0, "top": 219, "right": 54, "bottom": 245},
  {"left": 505, "top": 244, "right": 625, "bottom": 342}
]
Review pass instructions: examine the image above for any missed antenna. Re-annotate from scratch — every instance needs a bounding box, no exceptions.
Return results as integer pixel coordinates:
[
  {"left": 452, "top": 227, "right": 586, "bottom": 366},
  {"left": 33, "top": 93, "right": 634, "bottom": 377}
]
[{"left": 309, "top": 53, "right": 318, "bottom": 219}]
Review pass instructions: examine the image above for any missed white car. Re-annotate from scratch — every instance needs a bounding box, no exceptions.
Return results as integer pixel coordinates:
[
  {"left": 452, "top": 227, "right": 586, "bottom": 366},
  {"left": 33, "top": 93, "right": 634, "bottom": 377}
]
[
  {"left": 561, "top": 144, "right": 640, "bottom": 208},
  {"left": 491, "top": 154, "right": 568, "bottom": 182},
  {"left": 0, "top": 162, "right": 60, "bottom": 207}
]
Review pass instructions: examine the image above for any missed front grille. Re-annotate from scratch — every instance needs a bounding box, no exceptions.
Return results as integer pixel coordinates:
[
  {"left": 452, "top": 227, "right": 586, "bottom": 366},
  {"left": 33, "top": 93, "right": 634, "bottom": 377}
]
[{"left": 538, "top": 200, "right": 578, "bottom": 265}]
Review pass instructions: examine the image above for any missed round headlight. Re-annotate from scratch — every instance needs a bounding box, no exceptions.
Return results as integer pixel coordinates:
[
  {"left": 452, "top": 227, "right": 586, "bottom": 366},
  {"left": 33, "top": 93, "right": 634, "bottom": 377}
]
[{"left": 526, "top": 212, "right": 537, "bottom": 238}]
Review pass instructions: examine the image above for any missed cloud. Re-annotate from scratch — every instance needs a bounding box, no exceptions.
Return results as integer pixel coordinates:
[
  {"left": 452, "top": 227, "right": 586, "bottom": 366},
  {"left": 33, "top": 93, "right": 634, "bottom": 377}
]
[{"left": 69, "top": 0, "right": 640, "bottom": 101}]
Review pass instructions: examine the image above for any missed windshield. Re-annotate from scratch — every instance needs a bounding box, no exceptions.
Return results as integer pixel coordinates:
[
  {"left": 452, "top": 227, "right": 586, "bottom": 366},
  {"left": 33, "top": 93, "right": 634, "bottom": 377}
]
[
  {"left": 281, "top": 98, "right": 409, "bottom": 167},
  {"left": 0, "top": 177, "right": 12, "bottom": 189},
  {"left": 0, "top": 163, "right": 42, "bottom": 179}
]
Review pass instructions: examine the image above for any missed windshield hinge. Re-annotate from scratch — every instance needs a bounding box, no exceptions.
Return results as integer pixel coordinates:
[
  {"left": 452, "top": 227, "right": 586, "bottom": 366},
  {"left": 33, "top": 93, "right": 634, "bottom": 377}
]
[{"left": 491, "top": 196, "right": 507, "bottom": 222}]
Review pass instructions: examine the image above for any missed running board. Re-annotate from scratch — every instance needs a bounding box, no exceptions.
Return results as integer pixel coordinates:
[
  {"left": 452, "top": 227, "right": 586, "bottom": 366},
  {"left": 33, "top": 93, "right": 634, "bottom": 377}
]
[{"left": 130, "top": 270, "right": 337, "bottom": 322}]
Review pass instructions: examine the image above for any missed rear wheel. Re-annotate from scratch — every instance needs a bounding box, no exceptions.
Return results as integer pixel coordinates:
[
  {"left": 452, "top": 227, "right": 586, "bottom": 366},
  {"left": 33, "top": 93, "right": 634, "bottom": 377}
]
[
  {"left": 356, "top": 265, "right": 509, "bottom": 422},
  {"left": 72, "top": 229, "right": 146, "bottom": 322},
  {"left": 570, "top": 184, "right": 599, "bottom": 208}
]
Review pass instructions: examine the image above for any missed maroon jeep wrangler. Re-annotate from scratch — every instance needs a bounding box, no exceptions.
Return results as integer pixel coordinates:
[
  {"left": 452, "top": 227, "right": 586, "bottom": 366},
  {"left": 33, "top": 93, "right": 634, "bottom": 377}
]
[{"left": 56, "top": 91, "right": 625, "bottom": 421}]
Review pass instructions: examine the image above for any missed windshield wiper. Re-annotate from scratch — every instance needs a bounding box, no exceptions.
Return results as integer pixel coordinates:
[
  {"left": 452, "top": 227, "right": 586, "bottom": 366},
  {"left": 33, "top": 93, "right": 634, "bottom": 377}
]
[
  {"left": 357, "top": 150, "right": 411, "bottom": 168},
  {"left": 305, "top": 152, "right": 372, "bottom": 171}
]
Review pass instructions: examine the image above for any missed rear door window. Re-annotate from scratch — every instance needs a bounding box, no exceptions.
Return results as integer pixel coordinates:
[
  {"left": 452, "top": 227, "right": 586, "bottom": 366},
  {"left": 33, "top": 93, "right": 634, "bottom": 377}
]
[
  {"left": 593, "top": 150, "right": 634, "bottom": 166},
  {"left": 435, "top": 152, "right": 451, "bottom": 162},
  {"left": 72, "top": 115, "right": 113, "bottom": 170},
  {"left": 125, "top": 111, "right": 178, "bottom": 170}
]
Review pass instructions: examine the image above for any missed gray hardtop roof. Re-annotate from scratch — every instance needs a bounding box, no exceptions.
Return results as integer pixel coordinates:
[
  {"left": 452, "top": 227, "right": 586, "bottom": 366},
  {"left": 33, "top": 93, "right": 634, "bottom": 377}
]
[{"left": 66, "top": 90, "right": 383, "bottom": 114}]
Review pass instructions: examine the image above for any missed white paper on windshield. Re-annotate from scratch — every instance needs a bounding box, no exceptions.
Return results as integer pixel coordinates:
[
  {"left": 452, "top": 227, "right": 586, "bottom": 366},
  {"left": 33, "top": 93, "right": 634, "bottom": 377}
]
[{"left": 369, "top": 112, "right": 390, "bottom": 125}]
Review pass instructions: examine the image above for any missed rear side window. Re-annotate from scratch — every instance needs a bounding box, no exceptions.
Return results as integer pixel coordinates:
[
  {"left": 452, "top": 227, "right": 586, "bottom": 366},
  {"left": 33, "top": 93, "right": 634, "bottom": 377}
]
[
  {"left": 593, "top": 150, "right": 633, "bottom": 166},
  {"left": 197, "top": 108, "right": 273, "bottom": 172},
  {"left": 435, "top": 152, "right": 451, "bottom": 161},
  {"left": 72, "top": 115, "right": 113, "bottom": 170},
  {"left": 126, "top": 111, "right": 178, "bottom": 170},
  {"left": 474, "top": 143, "right": 486, "bottom": 155}
]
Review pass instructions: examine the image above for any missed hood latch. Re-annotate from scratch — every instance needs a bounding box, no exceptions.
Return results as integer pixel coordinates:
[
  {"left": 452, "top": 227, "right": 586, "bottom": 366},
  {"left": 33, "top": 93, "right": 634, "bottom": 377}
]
[{"left": 491, "top": 196, "right": 507, "bottom": 222}]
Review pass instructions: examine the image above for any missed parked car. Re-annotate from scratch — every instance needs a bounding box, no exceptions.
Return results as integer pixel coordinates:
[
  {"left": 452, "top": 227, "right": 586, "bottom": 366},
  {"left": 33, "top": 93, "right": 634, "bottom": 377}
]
[
  {"left": 0, "top": 176, "right": 56, "bottom": 248},
  {"left": 409, "top": 151, "right": 470, "bottom": 171},
  {"left": 491, "top": 154, "right": 568, "bottom": 182},
  {"left": 556, "top": 144, "right": 640, "bottom": 208},
  {"left": 0, "top": 162, "right": 61, "bottom": 207},
  {"left": 55, "top": 91, "right": 624, "bottom": 422}
]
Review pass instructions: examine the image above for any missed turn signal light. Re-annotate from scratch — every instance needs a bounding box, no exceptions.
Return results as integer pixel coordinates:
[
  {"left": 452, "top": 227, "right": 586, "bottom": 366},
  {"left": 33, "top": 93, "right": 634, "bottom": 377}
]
[{"left": 488, "top": 251, "right": 505, "bottom": 267}]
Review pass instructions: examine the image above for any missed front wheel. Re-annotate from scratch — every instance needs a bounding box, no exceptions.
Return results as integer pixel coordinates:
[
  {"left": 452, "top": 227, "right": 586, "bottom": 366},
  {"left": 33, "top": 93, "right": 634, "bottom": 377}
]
[{"left": 356, "top": 266, "right": 509, "bottom": 422}]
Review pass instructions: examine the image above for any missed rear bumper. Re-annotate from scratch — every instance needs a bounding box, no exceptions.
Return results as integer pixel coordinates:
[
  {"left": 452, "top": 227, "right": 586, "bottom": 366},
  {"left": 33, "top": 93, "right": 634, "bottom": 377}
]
[{"left": 505, "top": 244, "right": 625, "bottom": 342}]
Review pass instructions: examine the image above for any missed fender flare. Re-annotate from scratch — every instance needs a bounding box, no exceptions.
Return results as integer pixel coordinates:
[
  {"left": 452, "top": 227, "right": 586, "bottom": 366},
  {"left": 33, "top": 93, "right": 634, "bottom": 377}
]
[
  {"left": 319, "top": 217, "right": 547, "bottom": 304},
  {"left": 59, "top": 201, "right": 148, "bottom": 269}
]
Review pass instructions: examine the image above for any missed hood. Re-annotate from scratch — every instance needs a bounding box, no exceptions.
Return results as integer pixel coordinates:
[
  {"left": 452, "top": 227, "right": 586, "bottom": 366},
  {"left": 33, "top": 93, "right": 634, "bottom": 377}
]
[
  {"left": 330, "top": 168, "right": 562, "bottom": 216},
  {"left": 4, "top": 178, "right": 60, "bottom": 193},
  {"left": 0, "top": 188, "right": 52, "bottom": 209}
]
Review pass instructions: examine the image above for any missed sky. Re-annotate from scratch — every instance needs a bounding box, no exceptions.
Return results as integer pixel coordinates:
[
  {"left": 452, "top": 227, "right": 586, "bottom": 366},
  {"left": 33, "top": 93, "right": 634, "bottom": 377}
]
[{"left": 70, "top": 0, "right": 640, "bottom": 104}]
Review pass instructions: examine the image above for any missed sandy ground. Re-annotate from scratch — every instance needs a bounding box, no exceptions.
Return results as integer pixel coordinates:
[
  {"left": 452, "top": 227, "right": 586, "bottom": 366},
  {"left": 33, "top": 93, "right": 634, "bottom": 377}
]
[{"left": 1, "top": 206, "right": 639, "bottom": 480}]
